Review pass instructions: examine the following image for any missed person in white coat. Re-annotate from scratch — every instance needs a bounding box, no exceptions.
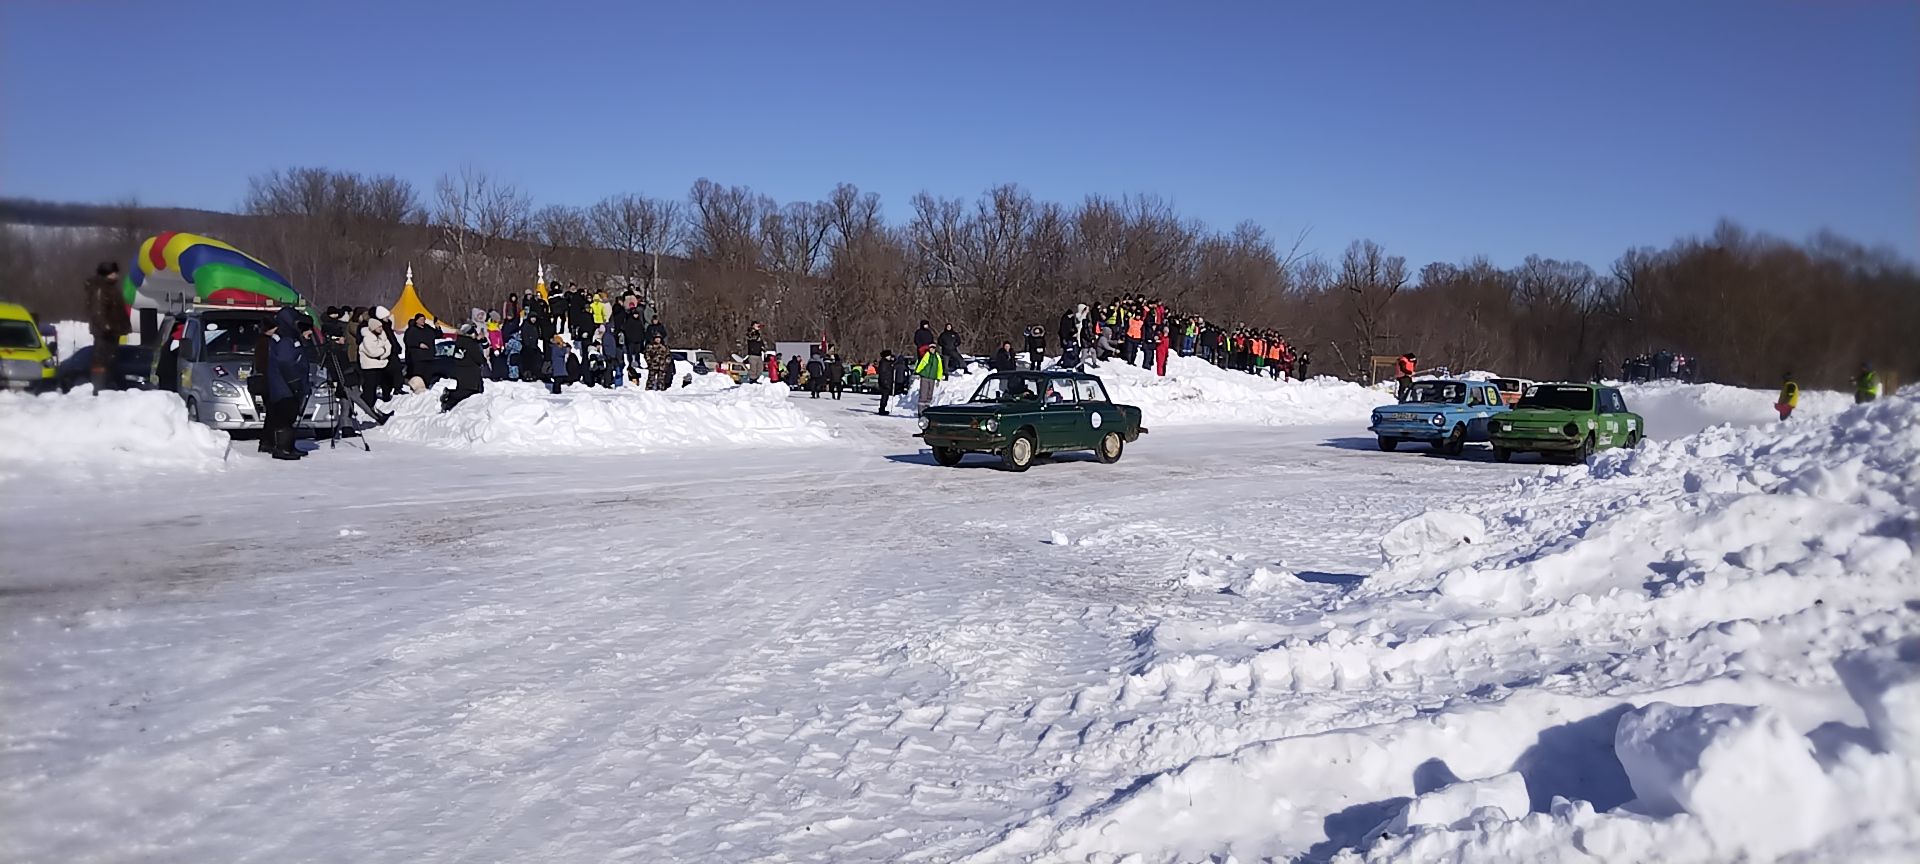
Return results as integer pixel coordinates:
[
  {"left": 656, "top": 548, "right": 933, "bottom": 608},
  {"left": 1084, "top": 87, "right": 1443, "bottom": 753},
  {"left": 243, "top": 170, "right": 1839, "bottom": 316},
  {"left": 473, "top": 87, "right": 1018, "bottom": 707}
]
[{"left": 358, "top": 316, "right": 394, "bottom": 402}]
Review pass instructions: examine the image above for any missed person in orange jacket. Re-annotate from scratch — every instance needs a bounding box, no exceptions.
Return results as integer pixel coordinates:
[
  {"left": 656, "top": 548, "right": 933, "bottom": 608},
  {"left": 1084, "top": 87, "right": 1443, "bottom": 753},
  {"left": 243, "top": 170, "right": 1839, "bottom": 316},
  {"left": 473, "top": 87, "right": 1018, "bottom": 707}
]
[{"left": 1396, "top": 353, "right": 1417, "bottom": 401}]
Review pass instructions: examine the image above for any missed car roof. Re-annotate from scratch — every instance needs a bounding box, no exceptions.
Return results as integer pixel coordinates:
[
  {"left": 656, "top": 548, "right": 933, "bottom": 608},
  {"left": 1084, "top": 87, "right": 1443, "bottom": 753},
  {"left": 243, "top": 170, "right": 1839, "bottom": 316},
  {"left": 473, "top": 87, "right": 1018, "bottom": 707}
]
[
  {"left": 1533, "top": 382, "right": 1598, "bottom": 390},
  {"left": 987, "top": 369, "right": 1103, "bottom": 381},
  {"left": 0, "top": 302, "right": 35, "bottom": 321}
]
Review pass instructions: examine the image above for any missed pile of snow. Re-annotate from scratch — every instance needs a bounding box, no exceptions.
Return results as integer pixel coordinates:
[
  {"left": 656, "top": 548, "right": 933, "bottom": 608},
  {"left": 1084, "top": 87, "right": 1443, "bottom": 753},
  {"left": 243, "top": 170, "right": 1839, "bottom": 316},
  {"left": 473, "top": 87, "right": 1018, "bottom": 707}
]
[
  {"left": 898, "top": 353, "right": 1391, "bottom": 427},
  {"left": 377, "top": 380, "right": 833, "bottom": 454},
  {"left": 0, "top": 388, "right": 231, "bottom": 474},
  {"left": 992, "top": 392, "right": 1920, "bottom": 862},
  {"left": 1622, "top": 379, "right": 1853, "bottom": 437}
]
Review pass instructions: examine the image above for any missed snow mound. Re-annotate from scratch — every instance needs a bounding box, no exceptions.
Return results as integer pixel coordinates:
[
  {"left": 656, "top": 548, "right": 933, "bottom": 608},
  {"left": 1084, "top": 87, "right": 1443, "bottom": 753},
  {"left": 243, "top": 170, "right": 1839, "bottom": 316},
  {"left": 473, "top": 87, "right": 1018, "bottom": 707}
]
[
  {"left": 901, "top": 353, "right": 1391, "bottom": 427},
  {"left": 377, "top": 381, "right": 833, "bottom": 454},
  {"left": 995, "top": 392, "right": 1920, "bottom": 862},
  {"left": 0, "top": 388, "right": 231, "bottom": 474},
  {"left": 1622, "top": 380, "right": 1853, "bottom": 438}
]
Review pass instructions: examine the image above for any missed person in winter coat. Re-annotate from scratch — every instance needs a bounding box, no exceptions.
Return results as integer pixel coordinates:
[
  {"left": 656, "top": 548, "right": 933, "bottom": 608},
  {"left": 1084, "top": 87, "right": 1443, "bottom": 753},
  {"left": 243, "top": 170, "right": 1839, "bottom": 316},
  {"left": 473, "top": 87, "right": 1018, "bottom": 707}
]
[
  {"left": 1854, "top": 362, "right": 1881, "bottom": 404},
  {"left": 937, "top": 324, "right": 962, "bottom": 376},
  {"left": 765, "top": 352, "right": 780, "bottom": 383},
  {"left": 1024, "top": 325, "right": 1046, "bottom": 371},
  {"left": 1058, "top": 304, "right": 1089, "bottom": 369},
  {"left": 643, "top": 336, "right": 673, "bottom": 391},
  {"left": 875, "top": 350, "right": 899, "bottom": 415},
  {"left": 404, "top": 315, "right": 439, "bottom": 384},
  {"left": 84, "top": 261, "right": 129, "bottom": 392},
  {"left": 1776, "top": 372, "right": 1799, "bottom": 421},
  {"left": 441, "top": 325, "right": 487, "bottom": 412},
  {"left": 991, "top": 341, "right": 1016, "bottom": 372},
  {"left": 913, "top": 320, "right": 935, "bottom": 357},
  {"left": 785, "top": 355, "right": 803, "bottom": 388},
  {"left": 264, "top": 312, "right": 312, "bottom": 461},
  {"left": 644, "top": 316, "right": 668, "bottom": 346},
  {"left": 913, "top": 346, "right": 945, "bottom": 415},
  {"left": 826, "top": 353, "right": 845, "bottom": 400},
  {"left": 547, "top": 335, "right": 578, "bottom": 394},
  {"left": 744, "top": 322, "right": 769, "bottom": 382},
  {"left": 1395, "top": 353, "right": 1417, "bottom": 401},
  {"left": 357, "top": 316, "right": 393, "bottom": 402},
  {"left": 806, "top": 355, "right": 826, "bottom": 398}
]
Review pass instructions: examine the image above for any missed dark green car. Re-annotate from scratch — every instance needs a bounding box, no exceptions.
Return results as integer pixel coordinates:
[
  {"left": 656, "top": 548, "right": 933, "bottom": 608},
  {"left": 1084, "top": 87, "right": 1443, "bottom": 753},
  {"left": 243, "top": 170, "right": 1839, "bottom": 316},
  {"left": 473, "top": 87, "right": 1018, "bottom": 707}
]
[
  {"left": 915, "top": 370, "right": 1147, "bottom": 471},
  {"left": 1488, "top": 383, "right": 1645, "bottom": 463}
]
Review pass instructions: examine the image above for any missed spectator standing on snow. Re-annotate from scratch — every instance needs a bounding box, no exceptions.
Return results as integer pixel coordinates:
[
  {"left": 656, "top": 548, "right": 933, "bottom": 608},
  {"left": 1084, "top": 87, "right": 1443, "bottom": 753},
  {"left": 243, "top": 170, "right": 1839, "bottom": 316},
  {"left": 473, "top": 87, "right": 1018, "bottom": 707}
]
[
  {"left": 1296, "top": 351, "right": 1312, "bottom": 381},
  {"left": 914, "top": 320, "right": 935, "bottom": 357},
  {"left": 1854, "top": 362, "right": 1881, "bottom": 404},
  {"left": 937, "top": 324, "right": 962, "bottom": 377},
  {"left": 1395, "top": 353, "right": 1417, "bottom": 401},
  {"left": 612, "top": 295, "right": 648, "bottom": 386},
  {"left": 404, "top": 314, "right": 438, "bottom": 385},
  {"left": 743, "top": 321, "right": 769, "bottom": 382},
  {"left": 913, "top": 344, "right": 945, "bottom": 415},
  {"left": 547, "top": 335, "right": 578, "bottom": 394},
  {"left": 644, "top": 315, "right": 668, "bottom": 346},
  {"left": 875, "top": 350, "right": 899, "bottom": 415},
  {"left": 991, "top": 340, "right": 1016, "bottom": 372},
  {"left": 644, "top": 335, "right": 673, "bottom": 391},
  {"left": 84, "top": 261, "right": 129, "bottom": 392},
  {"left": 357, "top": 316, "right": 393, "bottom": 402},
  {"left": 1024, "top": 325, "right": 1046, "bottom": 370},
  {"left": 441, "top": 324, "right": 486, "bottom": 412},
  {"left": 264, "top": 312, "right": 311, "bottom": 461},
  {"left": 826, "top": 352, "right": 846, "bottom": 400},
  {"left": 1775, "top": 372, "right": 1799, "bottom": 421},
  {"left": 806, "top": 354, "right": 826, "bottom": 399},
  {"left": 785, "top": 355, "right": 802, "bottom": 388}
]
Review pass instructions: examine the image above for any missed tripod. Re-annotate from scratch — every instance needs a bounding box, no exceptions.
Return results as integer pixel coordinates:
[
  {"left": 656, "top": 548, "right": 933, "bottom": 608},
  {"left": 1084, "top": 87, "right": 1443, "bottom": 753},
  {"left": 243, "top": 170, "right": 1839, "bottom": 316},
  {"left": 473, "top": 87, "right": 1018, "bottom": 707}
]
[{"left": 302, "top": 341, "right": 374, "bottom": 452}]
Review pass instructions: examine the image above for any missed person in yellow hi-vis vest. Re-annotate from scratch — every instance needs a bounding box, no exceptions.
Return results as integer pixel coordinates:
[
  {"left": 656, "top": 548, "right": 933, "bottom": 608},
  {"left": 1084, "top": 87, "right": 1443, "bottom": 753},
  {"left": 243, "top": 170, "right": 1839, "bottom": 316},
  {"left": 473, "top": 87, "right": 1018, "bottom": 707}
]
[
  {"left": 1775, "top": 372, "right": 1799, "bottom": 421},
  {"left": 1854, "top": 362, "right": 1882, "bottom": 404}
]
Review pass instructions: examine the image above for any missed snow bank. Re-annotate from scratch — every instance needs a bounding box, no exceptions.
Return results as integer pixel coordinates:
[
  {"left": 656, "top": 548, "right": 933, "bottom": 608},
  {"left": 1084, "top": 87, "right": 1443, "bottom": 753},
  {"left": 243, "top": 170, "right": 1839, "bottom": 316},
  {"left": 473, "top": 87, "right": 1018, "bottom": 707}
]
[
  {"left": 1622, "top": 380, "right": 1853, "bottom": 437},
  {"left": 0, "top": 388, "right": 231, "bottom": 474},
  {"left": 996, "top": 392, "right": 1920, "bottom": 862},
  {"left": 377, "top": 381, "right": 833, "bottom": 454},
  {"left": 900, "top": 353, "right": 1391, "bottom": 427}
]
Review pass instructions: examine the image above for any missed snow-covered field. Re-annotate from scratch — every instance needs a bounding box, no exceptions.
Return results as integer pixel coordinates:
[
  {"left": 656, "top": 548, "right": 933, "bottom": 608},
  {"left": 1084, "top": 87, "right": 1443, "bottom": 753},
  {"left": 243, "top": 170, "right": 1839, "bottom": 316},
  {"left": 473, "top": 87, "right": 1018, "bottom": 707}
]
[{"left": 1, "top": 376, "right": 1913, "bottom": 863}]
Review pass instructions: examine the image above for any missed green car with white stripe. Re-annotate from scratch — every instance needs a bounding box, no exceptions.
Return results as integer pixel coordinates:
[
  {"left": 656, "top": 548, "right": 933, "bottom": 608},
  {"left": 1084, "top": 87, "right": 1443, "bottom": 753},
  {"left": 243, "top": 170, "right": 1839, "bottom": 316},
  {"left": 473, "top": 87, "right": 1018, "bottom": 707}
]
[{"left": 1487, "top": 383, "right": 1644, "bottom": 464}]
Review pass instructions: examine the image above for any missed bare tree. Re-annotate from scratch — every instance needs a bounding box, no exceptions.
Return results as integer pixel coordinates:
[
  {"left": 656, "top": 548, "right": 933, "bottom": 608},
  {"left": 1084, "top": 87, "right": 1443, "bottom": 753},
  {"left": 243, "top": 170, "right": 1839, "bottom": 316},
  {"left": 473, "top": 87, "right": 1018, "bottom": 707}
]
[
  {"left": 1334, "top": 239, "right": 1409, "bottom": 375},
  {"left": 432, "top": 166, "right": 531, "bottom": 314}
]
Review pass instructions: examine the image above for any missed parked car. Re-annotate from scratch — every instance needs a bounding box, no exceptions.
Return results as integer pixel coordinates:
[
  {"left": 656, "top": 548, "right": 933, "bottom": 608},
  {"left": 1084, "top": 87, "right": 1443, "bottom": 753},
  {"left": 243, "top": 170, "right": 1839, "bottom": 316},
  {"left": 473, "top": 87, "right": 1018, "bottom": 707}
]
[
  {"left": 1488, "top": 383, "right": 1644, "bottom": 464},
  {"left": 916, "top": 370, "right": 1147, "bottom": 471},
  {"left": 669, "top": 349, "right": 720, "bottom": 372},
  {"left": 1488, "top": 377, "right": 1534, "bottom": 407},
  {"left": 1368, "top": 379, "right": 1509, "bottom": 455},
  {"left": 0, "top": 302, "right": 56, "bottom": 391},
  {"left": 50, "top": 344, "right": 153, "bottom": 393},
  {"left": 150, "top": 305, "right": 340, "bottom": 432}
]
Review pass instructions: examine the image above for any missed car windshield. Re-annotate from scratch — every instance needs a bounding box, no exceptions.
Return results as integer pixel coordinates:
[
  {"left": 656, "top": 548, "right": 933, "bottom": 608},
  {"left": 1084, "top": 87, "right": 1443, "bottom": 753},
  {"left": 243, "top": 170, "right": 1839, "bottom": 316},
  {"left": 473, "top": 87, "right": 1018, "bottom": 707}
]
[
  {"left": 1403, "top": 381, "right": 1466, "bottom": 404},
  {"left": 0, "top": 320, "right": 42, "bottom": 350},
  {"left": 971, "top": 374, "right": 1043, "bottom": 403},
  {"left": 1518, "top": 385, "right": 1594, "bottom": 411},
  {"left": 202, "top": 318, "right": 267, "bottom": 358},
  {"left": 1490, "top": 378, "right": 1526, "bottom": 393}
]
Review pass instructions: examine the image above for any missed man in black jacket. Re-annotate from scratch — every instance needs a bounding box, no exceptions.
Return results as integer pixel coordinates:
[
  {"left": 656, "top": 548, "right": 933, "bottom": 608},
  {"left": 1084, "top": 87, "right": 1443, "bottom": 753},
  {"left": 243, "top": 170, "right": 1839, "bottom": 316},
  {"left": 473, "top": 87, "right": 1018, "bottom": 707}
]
[
  {"left": 806, "top": 355, "right": 826, "bottom": 398},
  {"left": 991, "top": 340, "right": 1016, "bottom": 371},
  {"left": 743, "top": 321, "right": 768, "bottom": 382},
  {"left": 913, "top": 321, "right": 934, "bottom": 356},
  {"left": 441, "top": 325, "right": 487, "bottom": 411},
  {"left": 875, "top": 350, "right": 897, "bottom": 415},
  {"left": 404, "top": 314, "right": 439, "bottom": 387},
  {"left": 825, "top": 352, "right": 845, "bottom": 400},
  {"left": 611, "top": 296, "right": 648, "bottom": 385},
  {"left": 644, "top": 315, "right": 668, "bottom": 346},
  {"left": 937, "top": 324, "right": 962, "bottom": 377},
  {"left": 1024, "top": 325, "right": 1045, "bottom": 371}
]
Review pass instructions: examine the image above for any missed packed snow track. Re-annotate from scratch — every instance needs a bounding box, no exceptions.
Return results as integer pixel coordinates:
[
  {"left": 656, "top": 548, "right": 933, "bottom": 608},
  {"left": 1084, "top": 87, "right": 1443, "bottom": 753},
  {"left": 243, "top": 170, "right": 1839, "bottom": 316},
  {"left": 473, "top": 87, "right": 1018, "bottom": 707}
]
[{"left": 1, "top": 381, "right": 1914, "bottom": 863}]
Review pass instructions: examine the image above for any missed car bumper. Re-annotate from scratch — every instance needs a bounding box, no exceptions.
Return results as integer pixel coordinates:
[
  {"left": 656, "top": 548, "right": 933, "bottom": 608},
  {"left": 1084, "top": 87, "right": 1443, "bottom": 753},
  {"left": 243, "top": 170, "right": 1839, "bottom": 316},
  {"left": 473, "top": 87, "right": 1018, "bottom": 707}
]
[
  {"left": 1369, "top": 422, "right": 1446, "bottom": 440},
  {"left": 916, "top": 430, "right": 1003, "bottom": 449},
  {"left": 198, "top": 396, "right": 340, "bottom": 430},
  {"left": 1490, "top": 433, "right": 1583, "bottom": 451}
]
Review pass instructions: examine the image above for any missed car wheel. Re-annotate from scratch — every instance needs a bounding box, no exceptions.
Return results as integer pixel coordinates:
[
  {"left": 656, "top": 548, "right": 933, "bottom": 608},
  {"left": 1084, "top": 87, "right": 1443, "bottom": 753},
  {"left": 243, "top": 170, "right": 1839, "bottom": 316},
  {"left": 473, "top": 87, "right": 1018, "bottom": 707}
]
[
  {"left": 1095, "top": 431, "right": 1124, "bottom": 464},
  {"left": 1575, "top": 434, "right": 1595, "bottom": 463},
  {"left": 932, "top": 445, "right": 964, "bottom": 467},
  {"left": 1493, "top": 446, "right": 1512, "bottom": 463},
  {"left": 1443, "top": 424, "right": 1466, "bottom": 456},
  {"left": 1003, "top": 431, "right": 1035, "bottom": 472},
  {"left": 1377, "top": 436, "right": 1399, "bottom": 452},
  {"left": 1627, "top": 432, "right": 1642, "bottom": 449},
  {"left": 184, "top": 396, "right": 199, "bottom": 423}
]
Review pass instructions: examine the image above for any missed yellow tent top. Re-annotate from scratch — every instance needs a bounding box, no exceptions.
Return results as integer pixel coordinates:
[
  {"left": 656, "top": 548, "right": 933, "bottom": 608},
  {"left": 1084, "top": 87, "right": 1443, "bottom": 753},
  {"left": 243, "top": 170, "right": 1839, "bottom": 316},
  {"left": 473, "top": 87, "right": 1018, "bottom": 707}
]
[{"left": 389, "top": 266, "right": 453, "bottom": 331}]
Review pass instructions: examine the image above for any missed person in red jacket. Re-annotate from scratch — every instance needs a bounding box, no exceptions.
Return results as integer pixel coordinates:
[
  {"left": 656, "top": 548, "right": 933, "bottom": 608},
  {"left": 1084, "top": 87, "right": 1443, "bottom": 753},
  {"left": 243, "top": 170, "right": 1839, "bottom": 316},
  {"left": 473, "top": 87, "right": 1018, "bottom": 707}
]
[{"left": 1396, "top": 353, "right": 1417, "bottom": 401}]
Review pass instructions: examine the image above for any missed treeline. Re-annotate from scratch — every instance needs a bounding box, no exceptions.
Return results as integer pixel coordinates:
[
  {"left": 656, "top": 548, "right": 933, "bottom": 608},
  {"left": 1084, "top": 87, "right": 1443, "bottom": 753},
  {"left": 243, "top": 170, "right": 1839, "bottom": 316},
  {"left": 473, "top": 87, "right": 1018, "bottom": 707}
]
[{"left": 3, "top": 167, "right": 1914, "bottom": 389}]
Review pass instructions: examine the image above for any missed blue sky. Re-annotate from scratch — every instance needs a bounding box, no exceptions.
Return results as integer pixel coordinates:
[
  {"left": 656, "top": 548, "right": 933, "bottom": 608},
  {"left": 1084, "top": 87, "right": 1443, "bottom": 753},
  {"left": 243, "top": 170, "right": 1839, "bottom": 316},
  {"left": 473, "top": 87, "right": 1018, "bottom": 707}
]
[{"left": 3, "top": 0, "right": 1914, "bottom": 269}]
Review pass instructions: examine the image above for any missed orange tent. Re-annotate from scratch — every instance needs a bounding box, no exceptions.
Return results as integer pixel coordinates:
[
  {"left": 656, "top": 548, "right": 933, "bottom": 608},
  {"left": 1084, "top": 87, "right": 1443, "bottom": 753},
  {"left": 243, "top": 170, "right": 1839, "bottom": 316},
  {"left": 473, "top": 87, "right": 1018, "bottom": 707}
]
[{"left": 389, "top": 266, "right": 455, "bottom": 331}]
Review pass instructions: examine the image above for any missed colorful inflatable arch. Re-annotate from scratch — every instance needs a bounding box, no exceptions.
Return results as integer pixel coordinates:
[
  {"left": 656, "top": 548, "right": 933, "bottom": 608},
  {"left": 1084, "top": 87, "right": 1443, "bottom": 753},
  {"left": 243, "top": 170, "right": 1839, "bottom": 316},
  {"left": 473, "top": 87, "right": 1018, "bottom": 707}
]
[{"left": 122, "top": 232, "right": 301, "bottom": 309}]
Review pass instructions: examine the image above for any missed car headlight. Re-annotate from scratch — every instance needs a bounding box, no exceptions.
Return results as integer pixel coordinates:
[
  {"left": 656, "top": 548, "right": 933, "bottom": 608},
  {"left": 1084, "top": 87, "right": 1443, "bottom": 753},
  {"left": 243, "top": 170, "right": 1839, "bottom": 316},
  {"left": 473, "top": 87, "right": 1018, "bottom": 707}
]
[
  {"left": 1563, "top": 422, "right": 1580, "bottom": 437},
  {"left": 984, "top": 418, "right": 999, "bottom": 433},
  {"left": 1430, "top": 414, "right": 1446, "bottom": 426},
  {"left": 42, "top": 356, "right": 56, "bottom": 369},
  {"left": 209, "top": 380, "right": 243, "bottom": 399},
  {"left": 917, "top": 417, "right": 930, "bottom": 431},
  {"left": 1490, "top": 420, "right": 1506, "bottom": 433}
]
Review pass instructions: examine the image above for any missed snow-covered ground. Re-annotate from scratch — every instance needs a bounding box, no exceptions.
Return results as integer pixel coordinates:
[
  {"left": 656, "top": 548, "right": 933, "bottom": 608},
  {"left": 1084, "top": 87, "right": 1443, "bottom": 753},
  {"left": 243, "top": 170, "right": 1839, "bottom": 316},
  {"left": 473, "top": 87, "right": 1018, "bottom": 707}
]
[{"left": 1, "top": 377, "right": 1913, "bottom": 863}]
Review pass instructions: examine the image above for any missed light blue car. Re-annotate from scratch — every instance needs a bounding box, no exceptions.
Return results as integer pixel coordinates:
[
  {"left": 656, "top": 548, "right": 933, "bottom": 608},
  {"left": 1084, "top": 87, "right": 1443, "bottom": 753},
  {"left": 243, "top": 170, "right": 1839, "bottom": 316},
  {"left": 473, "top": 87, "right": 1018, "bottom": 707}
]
[{"left": 1368, "top": 379, "right": 1510, "bottom": 455}]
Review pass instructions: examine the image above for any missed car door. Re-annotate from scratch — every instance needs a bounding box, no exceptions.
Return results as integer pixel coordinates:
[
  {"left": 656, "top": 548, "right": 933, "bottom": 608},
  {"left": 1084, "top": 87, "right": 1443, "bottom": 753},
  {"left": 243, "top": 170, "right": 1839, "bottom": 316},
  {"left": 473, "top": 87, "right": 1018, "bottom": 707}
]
[
  {"left": 1464, "top": 385, "right": 1497, "bottom": 439},
  {"left": 1076, "top": 379, "right": 1113, "bottom": 444},
  {"left": 1596, "top": 388, "right": 1624, "bottom": 446},
  {"left": 1038, "top": 377, "right": 1087, "bottom": 450}
]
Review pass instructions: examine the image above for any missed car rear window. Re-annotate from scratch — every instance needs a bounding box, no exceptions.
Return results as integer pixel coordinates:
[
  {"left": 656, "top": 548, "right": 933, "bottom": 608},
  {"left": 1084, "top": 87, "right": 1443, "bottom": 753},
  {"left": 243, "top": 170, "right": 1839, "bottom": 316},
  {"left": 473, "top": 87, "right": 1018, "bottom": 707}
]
[{"left": 1518, "top": 385, "right": 1594, "bottom": 411}]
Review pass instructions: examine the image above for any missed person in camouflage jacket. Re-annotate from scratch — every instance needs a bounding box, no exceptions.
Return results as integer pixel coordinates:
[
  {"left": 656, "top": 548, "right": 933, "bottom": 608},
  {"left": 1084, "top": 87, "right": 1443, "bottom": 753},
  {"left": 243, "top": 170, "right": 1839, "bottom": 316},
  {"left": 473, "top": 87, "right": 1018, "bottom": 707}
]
[{"left": 644, "top": 336, "right": 674, "bottom": 391}]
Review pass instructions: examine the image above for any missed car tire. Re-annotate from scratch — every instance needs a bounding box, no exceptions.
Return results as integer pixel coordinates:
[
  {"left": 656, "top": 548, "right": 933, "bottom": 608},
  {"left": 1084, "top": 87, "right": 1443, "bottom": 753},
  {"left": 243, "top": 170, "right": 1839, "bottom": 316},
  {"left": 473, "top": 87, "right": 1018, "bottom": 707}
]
[
  {"left": 1493, "top": 446, "right": 1512, "bottom": 463},
  {"left": 1095, "top": 431, "right": 1124, "bottom": 464},
  {"left": 1003, "top": 431, "right": 1035, "bottom": 472},
  {"left": 1443, "top": 424, "right": 1466, "bottom": 456},
  {"left": 1627, "top": 432, "right": 1642, "bottom": 449},
  {"left": 1575, "top": 434, "right": 1595, "bottom": 463},
  {"left": 932, "top": 445, "right": 964, "bottom": 467},
  {"left": 1377, "top": 436, "right": 1399, "bottom": 452},
  {"left": 184, "top": 396, "right": 199, "bottom": 424}
]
